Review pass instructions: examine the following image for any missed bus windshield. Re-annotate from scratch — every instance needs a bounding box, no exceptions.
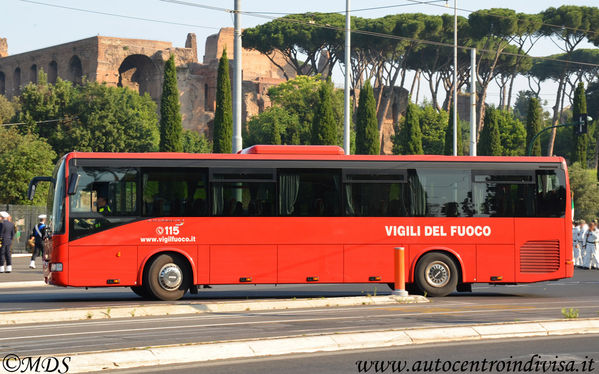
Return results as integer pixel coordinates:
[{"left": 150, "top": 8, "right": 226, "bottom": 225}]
[{"left": 48, "top": 159, "right": 66, "bottom": 235}]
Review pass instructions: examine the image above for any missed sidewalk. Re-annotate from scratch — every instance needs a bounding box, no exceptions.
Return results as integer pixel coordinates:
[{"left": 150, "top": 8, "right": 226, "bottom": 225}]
[{"left": 0, "top": 254, "right": 44, "bottom": 283}]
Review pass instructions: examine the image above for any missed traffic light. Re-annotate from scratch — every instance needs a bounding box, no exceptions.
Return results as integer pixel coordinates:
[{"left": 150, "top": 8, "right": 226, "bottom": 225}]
[{"left": 576, "top": 114, "right": 588, "bottom": 135}]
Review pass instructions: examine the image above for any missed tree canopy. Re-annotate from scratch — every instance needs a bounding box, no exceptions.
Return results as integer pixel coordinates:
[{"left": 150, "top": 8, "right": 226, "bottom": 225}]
[
  {"left": 213, "top": 49, "right": 233, "bottom": 153},
  {"left": 17, "top": 73, "right": 159, "bottom": 157},
  {"left": 0, "top": 127, "right": 56, "bottom": 205},
  {"left": 355, "top": 81, "right": 379, "bottom": 155},
  {"left": 159, "top": 55, "right": 183, "bottom": 152}
]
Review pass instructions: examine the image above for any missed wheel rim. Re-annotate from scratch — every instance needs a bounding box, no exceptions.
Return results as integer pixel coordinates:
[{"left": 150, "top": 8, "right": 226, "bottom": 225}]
[
  {"left": 425, "top": 261, "right": 450, "bottom": 288},
  {"left": 158, "top": 263, "right": 183, "bottom": 291}
]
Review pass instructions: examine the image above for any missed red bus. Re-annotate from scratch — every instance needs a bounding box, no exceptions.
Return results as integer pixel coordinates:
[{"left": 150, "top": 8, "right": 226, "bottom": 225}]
[{"left": 29, "top": 145, "right": 573, "bottom": 300}]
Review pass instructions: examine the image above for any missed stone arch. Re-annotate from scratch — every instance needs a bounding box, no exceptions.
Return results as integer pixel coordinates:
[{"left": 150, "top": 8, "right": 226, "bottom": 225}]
[
  {"left": 68, "top": 55, "right": 83, "bottom": 84},
  {"left": 118, "top": 54, "right": 161, "bottom": 101},
  {"left": 48, "top": 61, "right": 58, "bottom": 84},
  {"left": 30, "top": 64, "right": 38, "bottom": 84},
  {"left": 0, "top": 71, "right": 5, "bottom": 95},
  {"left": 204, "top": 83, "right": 210, "bottom": 111},
  {"left": 14, "top": 67, "right": 21, "bottom": 94}
]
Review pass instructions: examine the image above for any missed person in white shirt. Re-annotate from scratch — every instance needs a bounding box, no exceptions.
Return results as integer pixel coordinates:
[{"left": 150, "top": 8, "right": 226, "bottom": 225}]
[
  {"left": 578, "top": 220, "right": 589, "bottom": 268},
  {"left": 573, "top": 221, "right": 581, "bottom": 267},
  {"left": 585, "top": 222, "right": 599, "bottom": 270}
]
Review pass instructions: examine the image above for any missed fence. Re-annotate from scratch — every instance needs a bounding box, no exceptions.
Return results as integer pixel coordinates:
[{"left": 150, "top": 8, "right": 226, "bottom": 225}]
[{"left": 1, "top": 204, "right": 47, "bottom": 254}]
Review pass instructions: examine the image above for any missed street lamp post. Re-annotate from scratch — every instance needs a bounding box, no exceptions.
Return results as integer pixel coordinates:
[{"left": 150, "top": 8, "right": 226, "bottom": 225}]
[
  {"left": 453, "top": 0, "right": 458, "bottom": 156},
  {"left": 344, "top": 0, "right": 351, "bottom": 155}
]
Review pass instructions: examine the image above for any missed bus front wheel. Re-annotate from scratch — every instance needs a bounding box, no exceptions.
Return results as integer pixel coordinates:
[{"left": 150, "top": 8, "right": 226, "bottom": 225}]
[
  {"left": 145, "top": 254, "right": 190, "bottom": 301},
  {"left": 415, "top": 252, "right": 458, "bottom": 297}
]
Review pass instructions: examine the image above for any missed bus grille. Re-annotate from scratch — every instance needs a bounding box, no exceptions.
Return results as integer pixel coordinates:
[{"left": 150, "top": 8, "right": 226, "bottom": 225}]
[{"left": 519, "top": 240, "right": 560, "bottom": 273}]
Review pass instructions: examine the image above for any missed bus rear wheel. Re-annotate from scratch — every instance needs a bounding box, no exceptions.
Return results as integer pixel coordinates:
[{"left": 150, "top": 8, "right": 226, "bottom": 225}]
[
  {"left": 415, "top": 252, "right": 458, "bottom": 297},
  {"left": 145, "top": 254, "right": 190, "bottom": 301}
]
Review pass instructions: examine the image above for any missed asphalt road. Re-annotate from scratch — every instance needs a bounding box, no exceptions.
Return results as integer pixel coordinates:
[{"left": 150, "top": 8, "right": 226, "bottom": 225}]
[
  {"left": 1, "top": 266, "right": 598, "bottom": 312},
  {"left": 0, "top": 270, "right": 598, "bottom": 357},
  {"left": 107, "top": 334, "right": 599, "bottom": 374}
]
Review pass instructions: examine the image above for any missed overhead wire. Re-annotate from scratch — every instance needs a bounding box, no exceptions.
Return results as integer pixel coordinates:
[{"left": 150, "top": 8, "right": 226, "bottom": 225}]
[
  {"left": 18, "top": 0, "right": 220, "bottom": 30},
  {"left": 1, "top": 117, "right": 75, "bottom": 127},
  {"left": 243, "top": 1, "right": 448, "bottom": 15}
]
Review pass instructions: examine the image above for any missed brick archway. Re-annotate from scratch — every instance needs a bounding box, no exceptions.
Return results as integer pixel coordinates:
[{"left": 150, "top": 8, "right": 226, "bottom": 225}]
[
  {"left": 118, "top": 54, "right": 161, "bottom": 101},
  {"left": 68, "top": 55, "right": 83, "bottom": 84},
  {"left": 0, "top": 71, "right": 5, "bottom": 95},
  {"left": 48, "top": 61, "right": 58, "bottom": 84}
]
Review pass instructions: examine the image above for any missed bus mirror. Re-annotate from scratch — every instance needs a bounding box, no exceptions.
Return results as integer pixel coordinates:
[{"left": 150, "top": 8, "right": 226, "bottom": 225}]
[
  {"left": 28, "top": 176, "right": 54, "bottom": 201},
  {"left": 28, "top": 184, "right": 36, "bottom": 201},
  {"left": 68, "top": 173, "right": 80, "bottom": 195}
]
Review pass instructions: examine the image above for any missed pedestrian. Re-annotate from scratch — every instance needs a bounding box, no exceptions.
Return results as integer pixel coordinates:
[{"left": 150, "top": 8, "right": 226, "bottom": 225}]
[
  {"left": 585, "top": 221, "right": 599, "bottom": 270},
  {"left": 0, "top": 211, "right": 15, "bottom": 273},
  {"left": 29, "top": 214, "right": 48, "bottom": 269},
  {"left": 573, "top": 220, "right": 581, "bottom": 268},
  {"left": 578, "top": 220, "right": 588, "bottom": 268}
]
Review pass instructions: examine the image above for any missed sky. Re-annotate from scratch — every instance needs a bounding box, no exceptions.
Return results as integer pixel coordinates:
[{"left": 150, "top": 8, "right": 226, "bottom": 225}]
[{"left": 1, "top": 0, "right": 597, "bottom": 108}]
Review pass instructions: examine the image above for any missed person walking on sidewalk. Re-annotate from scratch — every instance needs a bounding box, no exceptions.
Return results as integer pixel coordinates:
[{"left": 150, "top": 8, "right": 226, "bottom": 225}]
[
  {"left": 578, "top": 220, "right": 588, "bottom": 268},
  {"left": 584, "top": 221, "right": 599, "bottom": 270},
  {"left": 0, "top": 211, "right": 15, "bottom": 273},
  {"left": 29, "top": 214, "right": 48, "bottom": 269},
  {"left": 573, "top": 221, "right": 581, "bottom": 267}
]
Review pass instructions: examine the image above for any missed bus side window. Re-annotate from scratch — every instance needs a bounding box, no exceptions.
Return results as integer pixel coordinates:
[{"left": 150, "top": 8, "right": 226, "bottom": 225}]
[
  {"left": 278, "top": 170, "right": 341, "bottom": 217},
  {"left": 536, "top": 170, "right": 566, "bottom": 217},
  {"left": 142, "top": 168, "right": 208, "bottom": 217}
]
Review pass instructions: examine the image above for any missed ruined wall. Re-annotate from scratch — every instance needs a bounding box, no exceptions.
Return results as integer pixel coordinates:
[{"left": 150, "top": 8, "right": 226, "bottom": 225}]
[
  {"left": 0, "top": 37, "right": 100, "bottom": 96},
  {"left": 0, "top": 38, "right": 7, "bottom": 58},
  {"left": 0, "top": 29, "right": 295, "bottom": 139},
  {"left": 372, "top": 86, "right": 409, "bottom": 155}
]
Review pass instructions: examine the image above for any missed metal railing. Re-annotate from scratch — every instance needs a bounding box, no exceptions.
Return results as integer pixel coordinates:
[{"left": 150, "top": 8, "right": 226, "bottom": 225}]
[{"left": 1, "top": 204, "right": 47, "bottom": 253}]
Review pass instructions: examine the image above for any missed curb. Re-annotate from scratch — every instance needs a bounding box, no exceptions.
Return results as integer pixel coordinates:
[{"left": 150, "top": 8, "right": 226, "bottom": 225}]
[
  {"left": 60, "top": 318, "right": 599, "bottom": 373},
  {"left": 0, "top": 294, "right": 428, "bottom": 325}
]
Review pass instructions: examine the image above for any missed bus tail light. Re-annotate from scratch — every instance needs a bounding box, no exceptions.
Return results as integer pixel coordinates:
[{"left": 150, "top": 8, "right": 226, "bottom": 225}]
[
  {"left": 369, "top": 276, "right": 381, "bottom": 281},
  {"left": 306, "top": 276, "right": 319, "bottom": 282},
  {"left": 50, "top": 263, "right": 63, "bottom": 272}
]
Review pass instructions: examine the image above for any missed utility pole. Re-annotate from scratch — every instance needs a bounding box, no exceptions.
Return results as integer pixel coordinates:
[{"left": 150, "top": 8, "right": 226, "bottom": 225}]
[
  {"left": 470, "top": 48, "right": 477, "bottom": 156},
  {"left": 453, "top": 0, "right": 458, "bottom": 156},
  {"left": 232, "top": 0, "right": 242, "bottom": 153},
  {"left": 343, "top": 0, "right": 351, "bottom": 155}
]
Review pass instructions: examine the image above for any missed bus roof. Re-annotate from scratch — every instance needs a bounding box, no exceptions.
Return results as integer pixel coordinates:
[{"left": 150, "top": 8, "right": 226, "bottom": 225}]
[{"left": 65, "top": 146, "right": 566, "bottom": 165}]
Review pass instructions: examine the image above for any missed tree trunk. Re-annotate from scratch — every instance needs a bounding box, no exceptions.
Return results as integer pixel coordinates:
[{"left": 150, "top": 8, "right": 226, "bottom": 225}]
[
  {"left": 507, "top": 74, "right": 516, "bottom": 110},
  {"left": 415, "top": 71, "right": 421, "bottom": 105},
  {"left": 409, "top": 69, "right": 420, "bottom": 99},
  {"left": 546, "top": 75, "right": 566, "bottom": 156},
  {"left": 476, "top": 81, "right": 490, "bottom": 137}
]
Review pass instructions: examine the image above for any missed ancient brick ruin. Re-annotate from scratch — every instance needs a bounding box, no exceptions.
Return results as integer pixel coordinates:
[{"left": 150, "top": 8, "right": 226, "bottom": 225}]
[{"left": 0, "top": 29, "right": 294, "bottom": 138}]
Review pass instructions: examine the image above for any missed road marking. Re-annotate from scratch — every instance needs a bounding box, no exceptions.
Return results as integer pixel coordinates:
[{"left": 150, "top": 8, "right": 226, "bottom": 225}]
[{"left": 3, "top": 305, "right": 599, "bottom": 342}]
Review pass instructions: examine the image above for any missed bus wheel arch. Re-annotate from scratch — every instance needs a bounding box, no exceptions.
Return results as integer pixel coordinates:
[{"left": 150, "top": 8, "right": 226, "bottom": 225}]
[
  {"left": 414, "top": 250, "right": 462, "bottom": 297},
  {"left": 142, "top": 251, "right": 193, "bottom": 301}
]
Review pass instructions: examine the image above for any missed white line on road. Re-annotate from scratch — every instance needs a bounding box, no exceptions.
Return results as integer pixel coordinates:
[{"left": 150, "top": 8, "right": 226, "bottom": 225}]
[{"left": 3, "top": 305, "right": 599, "bottom": 343}]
